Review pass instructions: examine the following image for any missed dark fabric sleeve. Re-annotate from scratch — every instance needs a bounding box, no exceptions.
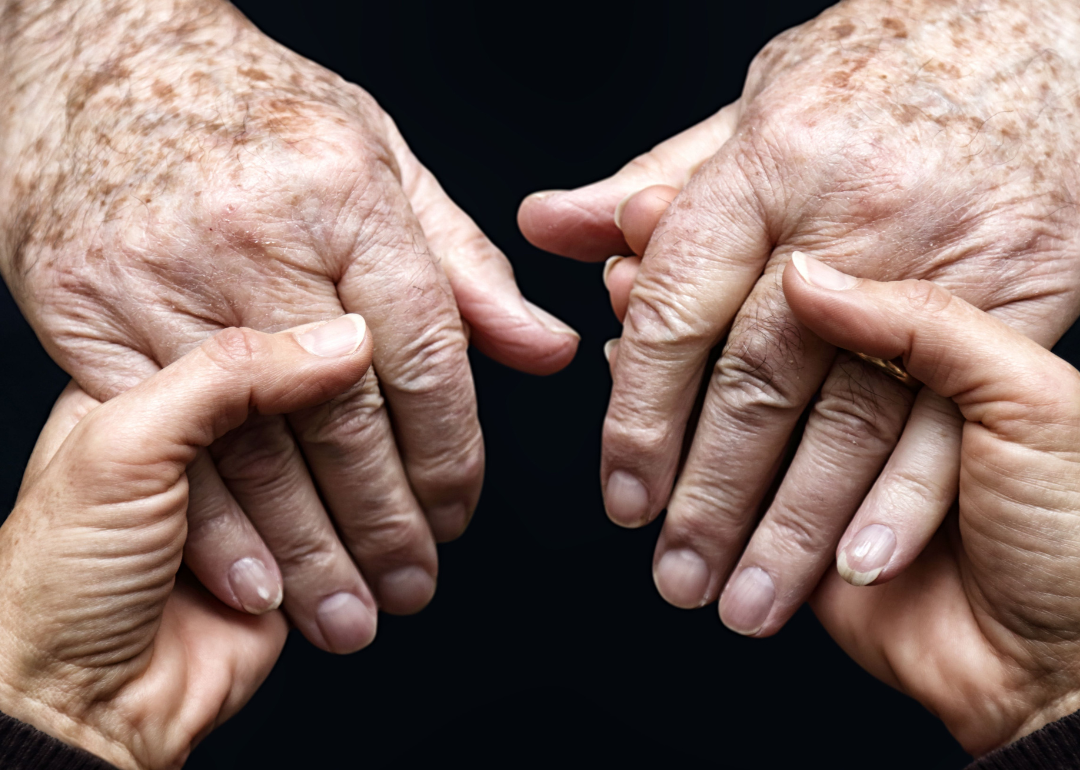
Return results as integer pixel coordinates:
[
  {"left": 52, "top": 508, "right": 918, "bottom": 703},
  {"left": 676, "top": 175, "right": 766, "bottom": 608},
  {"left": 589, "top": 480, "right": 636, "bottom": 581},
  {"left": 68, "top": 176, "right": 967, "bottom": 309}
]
[
  {"left": 0, "top": 709, "right": 118, "bottom": 769},
  {"left": 968, "top": 710, "right": 1080, "bottom": 769}
]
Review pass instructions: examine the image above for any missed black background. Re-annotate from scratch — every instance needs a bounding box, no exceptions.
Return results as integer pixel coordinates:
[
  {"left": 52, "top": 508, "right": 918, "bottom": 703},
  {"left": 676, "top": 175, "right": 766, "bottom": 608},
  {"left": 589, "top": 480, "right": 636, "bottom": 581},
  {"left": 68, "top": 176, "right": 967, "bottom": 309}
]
[{"left": 3, "top": 1, "right": 1078, "bottom": 767}]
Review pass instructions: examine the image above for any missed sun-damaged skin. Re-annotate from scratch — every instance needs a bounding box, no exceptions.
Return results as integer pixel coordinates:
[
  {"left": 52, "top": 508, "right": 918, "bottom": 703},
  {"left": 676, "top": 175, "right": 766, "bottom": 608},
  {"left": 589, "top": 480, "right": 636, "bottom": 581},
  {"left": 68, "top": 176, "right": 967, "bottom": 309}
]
[
  {"left": 0, "top": 315, "right": 375, "bottom": 770},
  {"left": 521, "top": 0, "right": 1080, "bottom": 636},
  {"left": 0, "top": 0, "right": 579, "bottom": 653}
]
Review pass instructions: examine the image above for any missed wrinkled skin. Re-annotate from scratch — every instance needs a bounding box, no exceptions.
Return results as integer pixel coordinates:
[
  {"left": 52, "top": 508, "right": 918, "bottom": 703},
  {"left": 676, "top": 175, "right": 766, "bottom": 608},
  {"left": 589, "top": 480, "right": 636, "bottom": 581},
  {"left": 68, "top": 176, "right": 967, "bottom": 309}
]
[
  {"left": 786, "top": 259, "right": 1080, "bottom": 756},
  {"left": 520, "top": 0, "right": 1080, "bottom": 636},
  {"left": 0, "top": 0, "right": 579, "bottom": 652},
  {"left": 0, "top": 317, "right": 374, "bottom": 770}
]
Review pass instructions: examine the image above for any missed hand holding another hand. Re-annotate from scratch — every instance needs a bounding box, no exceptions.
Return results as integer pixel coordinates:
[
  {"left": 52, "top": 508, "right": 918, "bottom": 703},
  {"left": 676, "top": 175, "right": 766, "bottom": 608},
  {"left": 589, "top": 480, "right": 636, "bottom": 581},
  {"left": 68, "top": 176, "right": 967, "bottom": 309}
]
[
  {"left": 524, "top": 0, "right": 1080, "bottom": 635},
  {"left": 0, "top": 315, "right": 373, "bottom": 769}
]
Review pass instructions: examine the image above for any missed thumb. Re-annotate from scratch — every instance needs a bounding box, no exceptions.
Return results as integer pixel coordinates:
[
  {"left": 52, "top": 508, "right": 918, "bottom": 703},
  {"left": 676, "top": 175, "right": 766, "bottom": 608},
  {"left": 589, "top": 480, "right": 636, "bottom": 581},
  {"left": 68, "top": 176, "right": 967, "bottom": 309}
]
[
  {"left": 783, "top": 253, "right": 1078, "bottom": 445},
  {"left": 518, "top": 103, "right": 739, "bottom": 261},
  {"left": 70, "top": 314, "right": 374, "bottom": 507}
]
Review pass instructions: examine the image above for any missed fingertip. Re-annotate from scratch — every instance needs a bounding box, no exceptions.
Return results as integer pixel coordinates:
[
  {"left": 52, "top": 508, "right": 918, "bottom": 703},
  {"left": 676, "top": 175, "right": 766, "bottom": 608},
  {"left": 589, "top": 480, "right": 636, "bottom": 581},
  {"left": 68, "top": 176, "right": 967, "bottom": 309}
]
[
  {"left": 377, "top": 566, "right": 437, "bottom": 616},
  {"left": 316, "top": 591, "right": 378, "bottom": 654},
  {"left": 517, "top": 185, "right": 631, "bottom": 260}
]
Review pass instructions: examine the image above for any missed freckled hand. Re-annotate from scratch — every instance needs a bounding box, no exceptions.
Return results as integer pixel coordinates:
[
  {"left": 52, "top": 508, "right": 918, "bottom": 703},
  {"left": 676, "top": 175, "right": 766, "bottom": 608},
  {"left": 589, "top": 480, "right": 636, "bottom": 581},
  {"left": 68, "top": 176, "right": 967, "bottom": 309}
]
[
  {"left": 520, "top": 0, "right": 1080, "bottom": 635},
  {"left": 0, "top": 0, "right": 579, "bottom": 653}
]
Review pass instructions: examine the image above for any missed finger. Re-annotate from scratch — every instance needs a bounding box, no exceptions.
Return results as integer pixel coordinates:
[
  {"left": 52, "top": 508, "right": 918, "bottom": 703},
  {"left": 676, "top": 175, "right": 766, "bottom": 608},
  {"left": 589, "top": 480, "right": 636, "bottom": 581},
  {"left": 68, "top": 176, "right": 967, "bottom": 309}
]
[
  {"left": 518, "top": 103, "right": 740, "bottom": 261},
  {"left": 600, "top": 144, "right": 773, "bottom": 528},
  {"left": 782, "top": 252, "right": 1079, "bottom": 437},
  {"left": 647, "top": 260, "right": 835, "bottom": 610},
  {"left": 61, "top": 315, "right": 378, "bottom": 651},
  {"left": 831, "top": 390, "right": 962, "bottom": 587},
  {"left": 19, "top": 382, "right": 99, "bottom": 495},
  {"left": 288, "top": 370, "right": 440, "bottom": 614},
  {"left": 708, "top": 353, "right": 914, "bottom": 634},
  {"left": 183, "top": 449, "right": 284, "bottom": 616},
  {"left": 392, "top": 133, "right": 579, "bottom": 376},
  {"left": 209, "top": 413, "right": 383, "bottom": 651},
  {"left": 617, "top": 184, "right": 680, "bottom": 257},
  {"left": 334, "top": 181, "right": 485, "bottom": 542},
  {"left": 603, "top": 256, "right": 640, "bottom": 323}
]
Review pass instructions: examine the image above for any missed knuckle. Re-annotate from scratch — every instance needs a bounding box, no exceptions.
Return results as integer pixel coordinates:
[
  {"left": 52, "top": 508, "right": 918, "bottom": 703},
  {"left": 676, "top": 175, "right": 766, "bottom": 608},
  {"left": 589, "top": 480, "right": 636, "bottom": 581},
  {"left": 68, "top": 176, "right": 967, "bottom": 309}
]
[
  {"left": 713, "top": 329, "right": 806, "bottom": 425},
  {"left": 812, "top": 382, "right": 907, "bottom": 454},
  {"left": 765, "top": 502, "right": 832, "bottom": 557},
  {"left": 213, "top": 418, "right": 298, "bottom": 484},
  {"left": 897, "top": 279, "right": 955, "bottom": 317},
  {"left": 603, "top": 415, "right": 673, "bottom": 462},
  {"left": 200, "top": 327, "right": 267, "bottom": 373},
  {"left": 624, "top": 279, "right": 715, "bottom": 348},
  {"left": 409, "top": 434, "right": 485, "bottom": 498},
  {"left": 273, "top": 529, "right": 342, "bottom": 575},
  {"left": 347, "top": 510, "right": 428, "bottom": 562},
  {"left": 386, "top": 322, "right": 471, "bottom": 399},
  {"left": 297, "top": 376, "right": 386, "bottom": 449}
]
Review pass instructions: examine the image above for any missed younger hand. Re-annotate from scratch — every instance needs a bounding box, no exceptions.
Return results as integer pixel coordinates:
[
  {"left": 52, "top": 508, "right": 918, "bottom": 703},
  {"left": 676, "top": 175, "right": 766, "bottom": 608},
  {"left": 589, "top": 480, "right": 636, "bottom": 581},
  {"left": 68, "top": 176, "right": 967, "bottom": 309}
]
[
  {"left": 787, "top": 254, "right": 1080, "bottom": 755},
  {"left": 0, "top": 315, "right": 372, "bottom": 769}
]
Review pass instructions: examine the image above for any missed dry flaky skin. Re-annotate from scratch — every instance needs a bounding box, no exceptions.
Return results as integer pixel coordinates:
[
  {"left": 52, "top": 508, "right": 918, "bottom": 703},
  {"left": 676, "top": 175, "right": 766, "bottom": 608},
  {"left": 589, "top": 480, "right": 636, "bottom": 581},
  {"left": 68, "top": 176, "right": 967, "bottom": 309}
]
[
  {"left": 0, "top": 0, "right": 579, "bottom": 648},
  {"left": 522, "top": 0, "right": 1080, "bottom": 701}
]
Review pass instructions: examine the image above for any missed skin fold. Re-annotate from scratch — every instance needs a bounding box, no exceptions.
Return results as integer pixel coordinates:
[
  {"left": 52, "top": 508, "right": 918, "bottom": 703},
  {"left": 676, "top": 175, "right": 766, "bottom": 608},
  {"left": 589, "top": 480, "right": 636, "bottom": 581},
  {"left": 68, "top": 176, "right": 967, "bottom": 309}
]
[
  {"left": 0, "top": 315, "right": 375, "bottom": 769},
  {"left": 521, "top": 0, "right": 1080, "bottom": 636},
  {"left": 0, "top": 0, "right": 579, "bottom": 653}
]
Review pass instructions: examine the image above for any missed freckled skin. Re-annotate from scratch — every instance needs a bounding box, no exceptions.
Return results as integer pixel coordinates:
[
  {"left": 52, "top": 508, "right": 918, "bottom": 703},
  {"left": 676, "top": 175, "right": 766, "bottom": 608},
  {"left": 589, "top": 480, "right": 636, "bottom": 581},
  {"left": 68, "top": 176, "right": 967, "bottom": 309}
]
[
  {"left": 0, "top": 0, "right": 581, "bottom": 654},
  {"left": 522, "top": 0, "right": 1080, "bottom": 746}
]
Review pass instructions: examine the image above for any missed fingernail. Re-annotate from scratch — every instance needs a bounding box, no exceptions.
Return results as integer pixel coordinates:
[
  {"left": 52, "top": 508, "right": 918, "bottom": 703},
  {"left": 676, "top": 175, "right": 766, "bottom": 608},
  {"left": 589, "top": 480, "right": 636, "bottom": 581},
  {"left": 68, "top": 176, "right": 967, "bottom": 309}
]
[
  {"left": 614, "top": 192, "right": 635, "bottom": 231},
  {"left": 377, "top": 566, "right": 437, "bottom": 615},
  {"left": 605, "top": 470, "right": 650, "bottom": 526},
  {"left": 837, "top": 524, "right": 896, "bottom": 586},
  {"left": 525, "top": 189, "right": 565, "bottom": 202},
  {"left": 654, "top": 549, "right": 712, "bottom": 608},
  {"left": 227, "top": 557, "right": 283, "bottom": 614},
  {"left": 428, "top": 502, "right": 469, "bottom": 542},
  {"left": 316, "top": 592, "right": 377, "bottom": 654},
  {"left": 603, "top": 256, "right": 624, "bottom": 289},
  {"left": 791, "top": 251, "right": 858, "bottom": 291},
  {"left": 295, "top": 314, "right": 367, "bottom": 357},
  {"left": 524, "top": 299, "right": 580, "bottom": 338},
  {"left": 603, "top": 338, "right": 619, "bottom": 363},
  {"left": 720, "top": 567, "right": 775, "bottom": 636}
]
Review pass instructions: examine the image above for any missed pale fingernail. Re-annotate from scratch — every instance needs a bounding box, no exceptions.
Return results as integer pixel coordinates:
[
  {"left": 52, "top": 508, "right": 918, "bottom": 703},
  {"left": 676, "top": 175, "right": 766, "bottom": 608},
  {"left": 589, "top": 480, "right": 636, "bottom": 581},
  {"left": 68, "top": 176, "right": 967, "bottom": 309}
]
[
  {"left": 720, "top": 567, "right": 775, "bottom": 636},
  {"left": 525, "top": 189, "right": 565, "bottom": 202},
  {"left": 428, "top": 502, "right": 469, "bottom": 542},
  {"left": 228, "top": 557, "right": 282, "bottom": 614},
  {"left": 654, "top": 549, "right": 712, "bottom": 608},
  {"left": 614, "top": 193, "right": 635, "bottom": 231},
  {"left": 837, "top": 524, "right": 896, "bottom": 586},
  {"left": 524, "top": 299, "right": 580, "bottom": 338},
  {"left": 791, "top": 251, "right": 858, "bottom": 291},
  {"left": 603, "top": 338, "right": 619, "bottom": 364},
  {"left": 377, "top": 567, "right": 436, "bottom": 615},
  {"left": 316, "top": 592, "right": 377, "bottom": 654},
  {"left": 295, "top": 314, "right": 367, "bottom": 357},
  {"left": 605, "top": 470, "right": 650, "bottom": 526},
  {"left": 603, "top": 256, "right": 624, "bottom": 289}
]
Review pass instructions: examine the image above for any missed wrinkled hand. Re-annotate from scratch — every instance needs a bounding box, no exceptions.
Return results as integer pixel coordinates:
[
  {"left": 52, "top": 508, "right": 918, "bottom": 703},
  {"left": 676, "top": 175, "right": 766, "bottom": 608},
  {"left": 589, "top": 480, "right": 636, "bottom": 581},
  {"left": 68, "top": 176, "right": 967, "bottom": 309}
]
[
  {"left": 783, "top": 255, "right": 1080, "bottom": 756},
  {"left": 0, "top": 0, "right": 578, "bottom": 653},
  {"left": 521, "top": 0, "right": 1080, "bottom": 635},
  {"left": 0, "top": 315, "right": 373, "bottom": 769}
]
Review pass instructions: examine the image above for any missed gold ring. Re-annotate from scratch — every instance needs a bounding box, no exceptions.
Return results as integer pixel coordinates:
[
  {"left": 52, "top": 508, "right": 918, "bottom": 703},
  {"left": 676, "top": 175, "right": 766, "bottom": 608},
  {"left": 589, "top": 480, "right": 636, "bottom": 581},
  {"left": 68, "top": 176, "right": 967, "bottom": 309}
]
[{"left": 852, "top": 352, "right": 920, "bottom": 388}]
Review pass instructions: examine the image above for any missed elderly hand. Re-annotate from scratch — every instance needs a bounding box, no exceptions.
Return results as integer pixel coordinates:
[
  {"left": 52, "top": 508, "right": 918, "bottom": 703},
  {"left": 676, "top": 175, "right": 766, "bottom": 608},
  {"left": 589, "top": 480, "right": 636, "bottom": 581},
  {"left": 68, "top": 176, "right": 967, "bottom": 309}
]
[
  {"left": 777, "top": 254, "right": 1080, "bottom": 756},
  {"left": 0, "top": 315, "right": 373, "bottom": 769},
  {"left": 0, "top": 0, "right": 578, "bottom": 653},
  {"left": 521, "top": 0, "right": 1080, "bottom": 636}
]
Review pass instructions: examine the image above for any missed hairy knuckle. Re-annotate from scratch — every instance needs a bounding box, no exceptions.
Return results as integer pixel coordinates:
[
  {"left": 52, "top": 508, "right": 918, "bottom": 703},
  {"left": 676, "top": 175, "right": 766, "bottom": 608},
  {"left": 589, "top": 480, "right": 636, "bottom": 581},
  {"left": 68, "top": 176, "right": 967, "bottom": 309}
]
[
  {"left": 714, "top": 338, "right": 805, "bottom": 424},
  {"left": 813, "top": 388, "right": 905, "bottom": 453}
]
